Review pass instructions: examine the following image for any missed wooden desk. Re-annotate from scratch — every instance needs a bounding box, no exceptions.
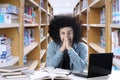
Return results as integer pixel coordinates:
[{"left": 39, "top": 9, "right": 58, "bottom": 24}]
[{"left": 1, "top": 70, "right": 120, "bottom": 80}]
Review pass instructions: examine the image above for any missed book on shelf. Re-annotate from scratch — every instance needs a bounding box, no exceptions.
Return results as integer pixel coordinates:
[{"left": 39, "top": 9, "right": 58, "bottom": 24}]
[
  {"left": 40, "top": 0, "right": 44, "bottom": 8},
  {"left": 112, "top": 0, "right": 120, "bottom": 24},
  {"left": 100, "top": 7, "right": 105, "bottom": 24},
  {"left": 0, "top": 13, "right": 19, "bottom": 23},
  {"left": 40, "top": 28, "right": 44, "bottom": 39},
  {"left": 0, "top": 66, "right": 28, "bottom": 73},
  {"left": 0, "top": 4, "right": 19, "bottom": 14},
  {"left": 24, "top": 28, "right": 35, "bottom": 46},
  {"left": 0, "top": 55, "right": 13, "bottom": 65},
  {"left": 112, "top": 30, "right": 120, "bottom": 56},
  {"left": 100, "top": 28, "right": 105, "bottom": 48},
  {"left": 82, "top": 0, "right": 88, "bottom": 10}
]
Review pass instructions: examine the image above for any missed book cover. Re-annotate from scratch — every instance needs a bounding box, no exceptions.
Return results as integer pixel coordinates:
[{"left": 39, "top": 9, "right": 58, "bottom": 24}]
[
  {"left": 4, "top": 74, "right": 27, "bottom": 79},
  {"left": 0, "top": 71, "right": 22, "bottom": 76},
  {"left": 0, "top": 66, "right": 28, "bottom": 73}
]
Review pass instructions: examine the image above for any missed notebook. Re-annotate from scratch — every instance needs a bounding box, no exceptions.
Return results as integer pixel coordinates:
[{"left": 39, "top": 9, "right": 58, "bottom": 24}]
[{"left": 72, "top": 53, "right": 113, "bottom": 78}]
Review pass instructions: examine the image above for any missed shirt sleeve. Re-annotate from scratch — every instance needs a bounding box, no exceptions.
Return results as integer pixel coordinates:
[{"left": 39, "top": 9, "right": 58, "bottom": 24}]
[
  {"left": 46, "top": 42, "right": 63, "bottom": 68},
  {"left": 68, "top": 43, "right": 88, "bottom": 72}
]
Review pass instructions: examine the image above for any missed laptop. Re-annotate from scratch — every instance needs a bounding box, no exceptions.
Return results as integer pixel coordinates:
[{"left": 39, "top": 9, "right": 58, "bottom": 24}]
[{"left": 71, "top": 53, "right": 113, "bottom": 78}]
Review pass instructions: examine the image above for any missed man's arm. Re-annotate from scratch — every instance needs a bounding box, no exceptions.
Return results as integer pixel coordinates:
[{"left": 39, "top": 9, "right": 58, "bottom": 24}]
[
  {"left": 68, "top": 43, "right": 88, "bottom": 72},
  {"left": 46, "top": 42, "right": 63, "bottom": 68}
]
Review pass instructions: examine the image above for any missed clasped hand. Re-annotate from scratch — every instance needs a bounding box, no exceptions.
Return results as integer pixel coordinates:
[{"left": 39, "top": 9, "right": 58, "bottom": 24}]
[{"left": 60, "top": 37, "right": 72, "bottom": 52}]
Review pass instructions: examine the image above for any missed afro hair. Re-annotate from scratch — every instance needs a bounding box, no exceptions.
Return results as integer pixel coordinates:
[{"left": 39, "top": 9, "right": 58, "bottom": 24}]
[{"left": 48, "top": 15, "right": 82, "bottom": 44}]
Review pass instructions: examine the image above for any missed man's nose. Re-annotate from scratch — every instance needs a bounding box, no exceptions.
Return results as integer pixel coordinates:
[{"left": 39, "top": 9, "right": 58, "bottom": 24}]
[{"left": 65, "top": 34, "right": 69, "bottom": 38}]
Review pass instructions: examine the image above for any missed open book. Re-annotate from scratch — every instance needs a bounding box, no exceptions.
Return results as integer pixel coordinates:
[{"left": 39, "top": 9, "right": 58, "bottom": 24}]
[
  {"left": 35, "top": 73, "right": 71, "bottom": 80},
  {"left": 30, "top": 67, "right": 71, "bottom": 80}
]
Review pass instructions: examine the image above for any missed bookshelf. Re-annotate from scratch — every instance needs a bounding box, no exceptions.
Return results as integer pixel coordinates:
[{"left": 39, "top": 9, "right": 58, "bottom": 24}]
[
  {"left": 0, "top": 0, "right": 53, "bottom": 70},
  {"left": 0, "top": 0, "right": 22, "bottom": 68},
  {"left": 73, "top": 0, "right": 120, "bottom": 70},
  {"left": 40, "top": 0, "right": 53, "bottom": 68},
  {"left": 74, "top": 0, "right": 106, "bottom": 54}
]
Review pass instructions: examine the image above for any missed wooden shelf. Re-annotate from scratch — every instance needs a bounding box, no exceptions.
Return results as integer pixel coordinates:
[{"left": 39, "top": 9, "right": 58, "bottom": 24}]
[
  {"left": 89, "top": 0, "right": 105, "bottom": 8},
  {"left": 39, "top": 0, "right": 53, "bottom": 69},
  {"left": 40, "top": 62, "right": 46, "bottom": 68},
  {"left": 89, "top": 24, "right": 105, "bottom": 27},
  {"left": 25, "top": 60, "right": 38, "bottom": 70},
  {"left": 41, "top": 7, "right": 47, "bottom": 13},
  {"left": 81, "top": 7, "right": 87, "bottom": 13},
  {"left": 113, "top": 58, "right": 120, "bottom": 70},
  {"left": 48, "top": 13, "right": 53, "bottom": 17},
  {"left": 89, "top": 42, "right": 105, "bottom": 53},
  {"left": 82, "top": 24, "right": 88, "bottom": 26},
  {"left": 28, "top": 0, "right": 39, "bottom": 7},
  {"left": 24, "top": 23, "right": 39, "bottom": 27},
  {"left": 41, "top": 24, "right": 46, "bottom": 26},
  {"left": 40, "top": 49, "right": 46, "bottom": 59},
  {"left": 0, "top": 23, "right": 19, "bottom": 28},
  {"left": 110, "top": 24, "right": 120, "bottom": 29},
  {"left": 82, "top": 37, "right": 87, "bottom": 43},
  {"left": 40, "top": 37, "right": 46, "bottom": 43},
  {"left": 24, "top": 42, "right": 39, "bottom": 56},
  {"left": 47, "top": 23, "right": 49, "bottom": 26},
  {"left": 0, "top": 56, "right": 19, "bottom": 68},
  {"left": 75, "top": 12, "right": 81, "bottom": 16}
]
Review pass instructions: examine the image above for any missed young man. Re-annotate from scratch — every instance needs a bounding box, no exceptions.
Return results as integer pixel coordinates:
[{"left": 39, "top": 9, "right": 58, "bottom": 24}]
[{"left": 46, "top": 15, "right": 88, "bottom": 72}]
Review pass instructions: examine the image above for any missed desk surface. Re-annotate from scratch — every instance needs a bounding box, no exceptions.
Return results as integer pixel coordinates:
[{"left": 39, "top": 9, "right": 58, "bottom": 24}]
[{"left": 0, "top": 70, "right": 120, "bottom": 80}]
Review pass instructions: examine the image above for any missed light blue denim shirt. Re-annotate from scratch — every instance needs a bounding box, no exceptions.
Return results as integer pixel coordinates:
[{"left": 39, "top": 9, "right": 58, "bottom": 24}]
[{"left": 46, "top": 41, "right": 88, "bottom": 72}]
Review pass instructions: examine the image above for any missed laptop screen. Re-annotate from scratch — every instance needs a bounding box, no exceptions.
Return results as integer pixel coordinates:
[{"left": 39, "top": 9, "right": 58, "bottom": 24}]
[{"left": 88, "top": 53, "right": 113, "bottom": 78}]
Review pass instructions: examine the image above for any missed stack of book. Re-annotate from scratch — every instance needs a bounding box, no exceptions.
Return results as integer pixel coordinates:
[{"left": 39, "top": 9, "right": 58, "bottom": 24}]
[
  {"left": 0, "top": 34, "right": 13, "bottom": 65},
  {"left": 0, "top": 4, "right": 19, "bottom": 24},
  {"left": 0, "top": 66, "right": 28, "bottom": 79}
]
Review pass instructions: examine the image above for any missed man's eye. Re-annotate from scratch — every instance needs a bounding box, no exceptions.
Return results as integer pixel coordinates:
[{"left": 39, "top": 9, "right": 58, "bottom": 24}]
[
  {"left": 68, "top": 33, "right": 71, "bottom": 34},
  {"left": 61, "top": 32, "right": 65, "bottom": 35}
]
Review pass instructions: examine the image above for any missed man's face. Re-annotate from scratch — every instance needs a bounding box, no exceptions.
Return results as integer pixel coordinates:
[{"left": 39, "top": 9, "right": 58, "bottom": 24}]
[{"left": 59, "top": 27, "right": 73, "bottom": 45}]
